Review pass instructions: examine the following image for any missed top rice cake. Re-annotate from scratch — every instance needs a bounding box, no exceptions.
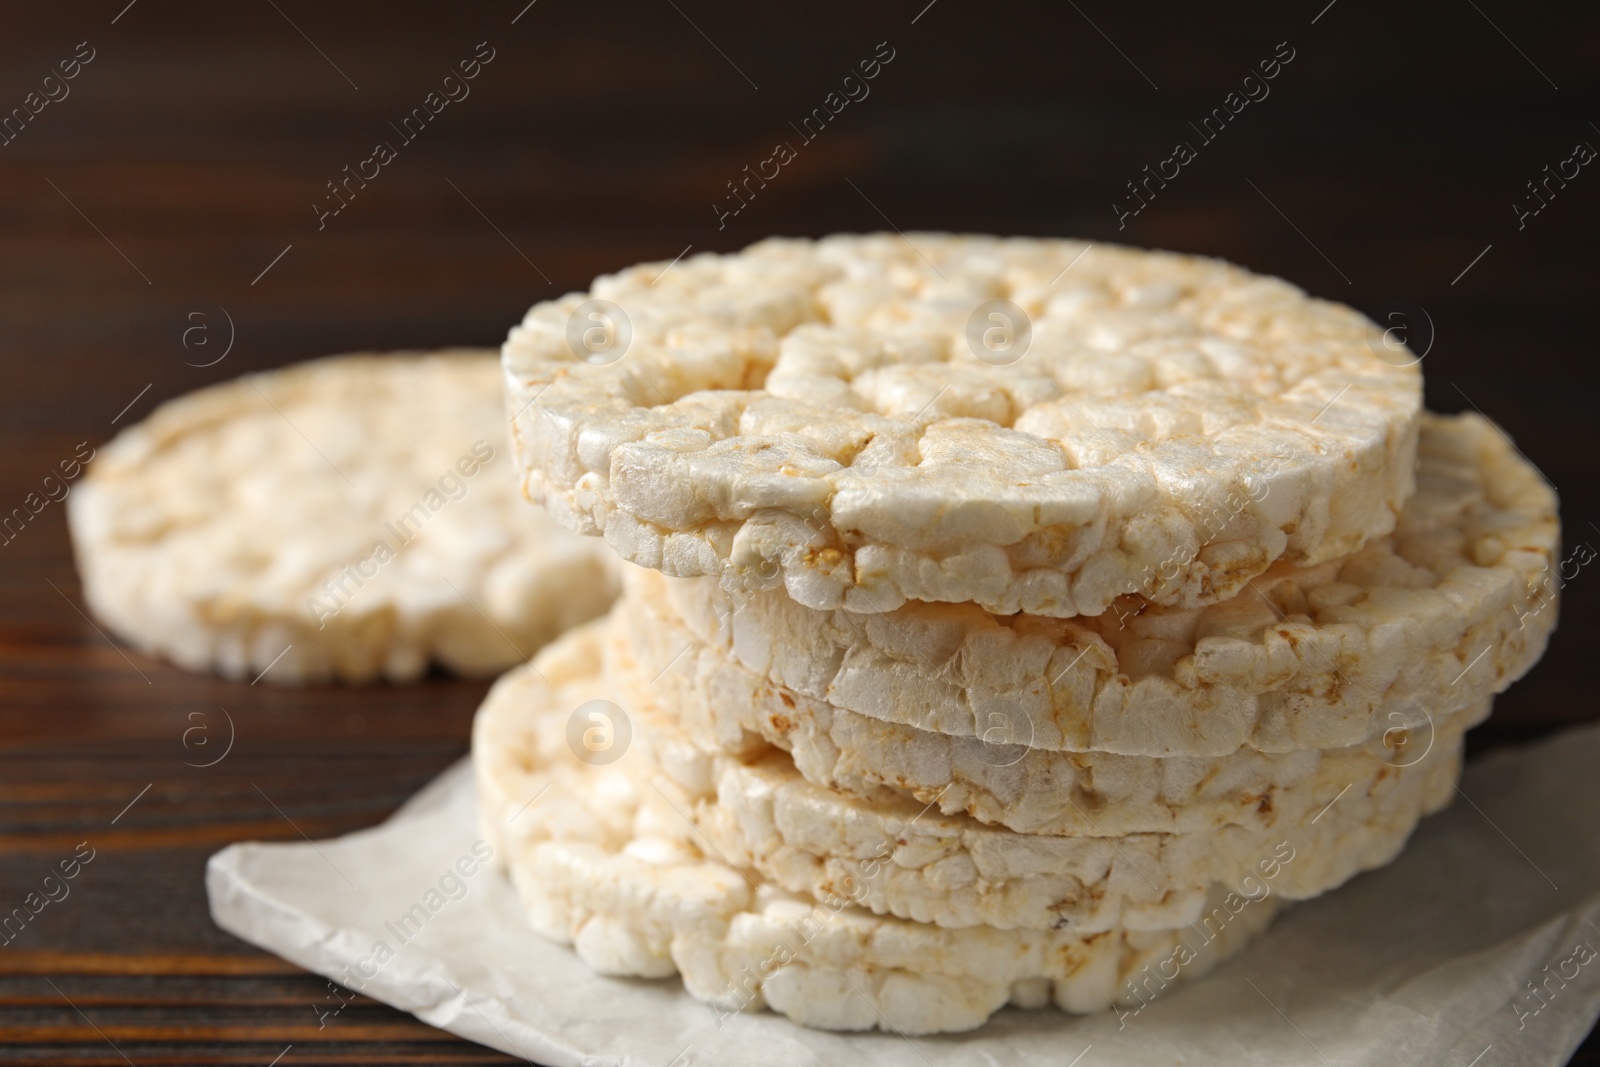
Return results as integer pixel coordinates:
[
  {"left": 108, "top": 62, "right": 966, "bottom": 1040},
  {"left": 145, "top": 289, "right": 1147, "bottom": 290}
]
[{"left": 504, "top": 234, "right": 1422, "bottom": 617}]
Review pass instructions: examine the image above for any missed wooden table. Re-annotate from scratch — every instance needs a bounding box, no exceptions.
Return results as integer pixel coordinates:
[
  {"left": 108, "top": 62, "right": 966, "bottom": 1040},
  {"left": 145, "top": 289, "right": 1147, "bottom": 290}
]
[{"left": 1, "top": 1, "right": 1596, "bottom": 1061}]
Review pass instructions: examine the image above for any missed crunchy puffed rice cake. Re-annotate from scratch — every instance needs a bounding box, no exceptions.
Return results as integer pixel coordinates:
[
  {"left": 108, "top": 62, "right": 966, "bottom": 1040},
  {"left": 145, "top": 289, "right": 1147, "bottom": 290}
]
[
  {"left": 614, "top": 591, "right": 1490, "bottom": 837},
  {"left": 503, "top": 234, "right": 1423, "bottom": 617},
  {"left": 68, "top": 352, "right": 620, "bottom": 684},
  {"left": 627, "top": 412, "right": 1558, "bottom": 758},
  {"left": 473, "top": 625, "right": 1279, "bottom": 1034},
  {"left": 605, "top": 623, "right": 1469, "bottom": 932}
]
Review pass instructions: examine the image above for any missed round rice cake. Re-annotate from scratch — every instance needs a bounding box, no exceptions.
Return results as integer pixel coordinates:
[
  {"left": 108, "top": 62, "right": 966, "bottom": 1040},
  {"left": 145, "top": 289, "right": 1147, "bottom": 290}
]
[
  {"left": 478, "top": 620, "right": 1459, "bottom": 937},
  {"left": 473, "top": 629, "right": 1278, "bottom": 1034},
  {"left": 503, "top": 233, "right": 1423, "bottom": 617},
  {"left": 609, "top": 628, "right": 1466, "bottom": 932},
  {"left": 629, "top": 411, "right": 1557, "bottom": 757},
  {"left": 611, "top": 592, "right": 1493, "bottom": 837},
  {"left": 68, "top": 351, "right": 621, "bottom": 684}
]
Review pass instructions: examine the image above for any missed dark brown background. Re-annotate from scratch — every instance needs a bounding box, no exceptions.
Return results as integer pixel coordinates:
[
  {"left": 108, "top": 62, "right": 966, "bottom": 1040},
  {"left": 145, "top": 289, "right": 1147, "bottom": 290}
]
[{"left": 1, "top": 0, "right": 1596, "bottom": 1062}]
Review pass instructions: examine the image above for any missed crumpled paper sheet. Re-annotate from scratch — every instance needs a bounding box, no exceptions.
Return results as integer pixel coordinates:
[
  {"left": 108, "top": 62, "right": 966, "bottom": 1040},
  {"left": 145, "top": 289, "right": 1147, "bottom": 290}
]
[{"left": 208, "top": 724, "right": 1600, "bottom": 1067}]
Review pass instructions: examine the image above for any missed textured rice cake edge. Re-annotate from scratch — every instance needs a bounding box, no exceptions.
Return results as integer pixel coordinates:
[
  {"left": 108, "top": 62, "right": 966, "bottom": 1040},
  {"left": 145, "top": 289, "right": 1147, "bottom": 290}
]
[
  {"left": 627, "top": 410, "right": 1557, "bottom": 756},
  {"left": 472, "top": 629, "right": 1279, "bottom": 1034},
  {"left": 612, "top": 595, "right": 1492, "bottom": 837},
  {"left": 604, "top": 624, "right": 1467, "bottom": 932}
]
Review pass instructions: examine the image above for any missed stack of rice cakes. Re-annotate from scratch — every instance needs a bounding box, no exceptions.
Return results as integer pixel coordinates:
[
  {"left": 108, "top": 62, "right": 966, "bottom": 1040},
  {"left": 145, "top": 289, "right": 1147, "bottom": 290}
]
[{"left": 474, "top": 235, "right": 1560, "bottom": 1034}]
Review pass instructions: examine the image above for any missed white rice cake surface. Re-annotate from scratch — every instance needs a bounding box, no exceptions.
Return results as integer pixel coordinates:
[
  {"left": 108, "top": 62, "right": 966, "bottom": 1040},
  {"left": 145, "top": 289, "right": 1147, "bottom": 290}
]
[
  {"left": 503, "top": 233, "right": 1422, "bottom": 617},
  {"left": 634, "top": 412, "right": 1557, "bottom": 757},
  {"left": 614, "top": 593, "right": 1491, "bottom": 837},
  {"left": 68, "top": 351, "right": 620, "bottom": 684},
  {"left": 473, "top": 627, "right": 1278, "bottom": 1034}
]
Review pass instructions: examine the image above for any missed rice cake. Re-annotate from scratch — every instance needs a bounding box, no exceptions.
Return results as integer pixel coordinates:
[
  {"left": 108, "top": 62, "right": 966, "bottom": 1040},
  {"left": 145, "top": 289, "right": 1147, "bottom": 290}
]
[
  {"left": 612, "top": 594, "right": 1492, "bottom": 837},
  {"left": 473, "top": 626, "right": 1279, "bottom": 1033},
  {"left": 476, "top": 620, "right": 1459, "bottom": 936},
  {"left": 611, "top": 628, "right": 1466, "bottom": 932},
  {"left": 68, "top": 351, "right": 620, "bottom": 684},
  {"left": 629, "top": 412, "right": 1557, "bottom": 757},
  {"left": 503, "top": 234, "right": 1423, "bottom": 616}
]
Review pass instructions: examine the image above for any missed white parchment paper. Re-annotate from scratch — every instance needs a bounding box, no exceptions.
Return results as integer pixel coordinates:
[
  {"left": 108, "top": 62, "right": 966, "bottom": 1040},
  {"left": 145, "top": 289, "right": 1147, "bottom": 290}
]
[{"left": 208, "top": 725, "right": 1600, "bottom": 1066}]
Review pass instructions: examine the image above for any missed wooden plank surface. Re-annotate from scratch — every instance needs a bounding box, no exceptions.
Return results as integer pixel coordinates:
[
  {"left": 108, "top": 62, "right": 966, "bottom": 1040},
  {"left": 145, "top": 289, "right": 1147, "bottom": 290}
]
[{"left": 0, "top": 1, "right": 1597, "bottom": 1062}]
